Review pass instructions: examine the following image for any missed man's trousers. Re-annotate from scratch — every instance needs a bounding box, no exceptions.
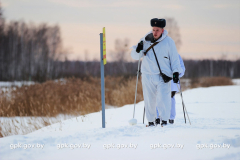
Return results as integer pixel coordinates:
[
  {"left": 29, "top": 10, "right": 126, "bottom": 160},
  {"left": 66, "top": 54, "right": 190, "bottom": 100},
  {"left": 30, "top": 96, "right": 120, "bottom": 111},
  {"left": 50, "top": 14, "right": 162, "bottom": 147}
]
[{"left": 142, "top": 74, "right": 171, "bottom": 122}]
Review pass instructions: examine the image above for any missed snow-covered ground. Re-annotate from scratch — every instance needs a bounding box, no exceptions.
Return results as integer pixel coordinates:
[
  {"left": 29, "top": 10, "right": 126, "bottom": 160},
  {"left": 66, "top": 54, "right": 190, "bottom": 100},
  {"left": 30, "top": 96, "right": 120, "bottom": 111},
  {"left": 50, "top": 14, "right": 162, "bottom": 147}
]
[
  {"left": 232, "top": 78, "right": 240, "bottom": 85},
  {"left": 0, "top": 85, "right": 240, "bottom": 160},
  {"left": 0, "top": 79, "right": 66, "bottom": 93},
  {"left": 0, "top": 115, "right": 76, "bottom": 137},
  {"left": 0, "top": 81, "right": 35, "bottom": 88},
  {"left": 0, "top": 81, "right": 35, "bottom": 93}
]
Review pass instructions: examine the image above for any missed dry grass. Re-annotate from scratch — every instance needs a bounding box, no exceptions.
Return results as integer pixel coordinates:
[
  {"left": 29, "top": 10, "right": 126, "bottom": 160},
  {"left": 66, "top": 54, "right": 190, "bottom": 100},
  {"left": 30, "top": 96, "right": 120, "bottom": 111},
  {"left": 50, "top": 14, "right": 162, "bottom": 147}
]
[
  {"left": 105, "top": 76, "right": 143, "bottom": 106},
  {"left": 0, "top": 123, "right": 3, "bottom": 137},
  {"left": 0, "top": 76, "right": 144, "bottom": 137},
  {"left": 0, "top": 76, "right": 143, "bottom": 117},
  {"left": 190, "top": 77, "right": 233, "bottom": 88},
  {"left": 0, "top": 76, "right": 232, "bottom": 117}
]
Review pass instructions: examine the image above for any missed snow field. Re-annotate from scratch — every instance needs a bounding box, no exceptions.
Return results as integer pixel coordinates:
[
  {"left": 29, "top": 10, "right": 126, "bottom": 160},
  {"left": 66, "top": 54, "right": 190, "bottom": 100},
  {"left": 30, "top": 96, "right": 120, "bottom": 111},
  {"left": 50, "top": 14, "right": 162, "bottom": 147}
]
[{"left": 0, "top": 85, "right": 239, "bottom": 159}]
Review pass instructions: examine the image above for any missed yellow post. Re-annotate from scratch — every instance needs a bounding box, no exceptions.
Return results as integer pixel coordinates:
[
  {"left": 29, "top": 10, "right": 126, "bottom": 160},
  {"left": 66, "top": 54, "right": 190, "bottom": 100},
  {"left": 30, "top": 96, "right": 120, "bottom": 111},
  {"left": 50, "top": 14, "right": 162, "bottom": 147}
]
[{"left": 103, "top": 27, "right": 107, "bottom": 65}]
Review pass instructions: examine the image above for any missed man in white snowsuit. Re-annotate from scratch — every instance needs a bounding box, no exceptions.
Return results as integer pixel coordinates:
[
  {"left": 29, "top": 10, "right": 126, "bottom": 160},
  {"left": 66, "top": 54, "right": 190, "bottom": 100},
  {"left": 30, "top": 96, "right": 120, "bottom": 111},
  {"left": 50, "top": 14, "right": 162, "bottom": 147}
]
[
  {"left": 156, "top": 54, "right": 185, "bottom": 124},
  {"left": 131, "top": 18, "right": 182, "bottom": 126}
]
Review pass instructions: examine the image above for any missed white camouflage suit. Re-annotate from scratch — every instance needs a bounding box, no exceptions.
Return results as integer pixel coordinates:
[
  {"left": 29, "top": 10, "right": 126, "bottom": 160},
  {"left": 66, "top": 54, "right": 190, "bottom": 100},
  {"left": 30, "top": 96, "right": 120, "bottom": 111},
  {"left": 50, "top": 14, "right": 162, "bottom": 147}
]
[
  {"left": 156, "top": 54, "right": 185, "bottom": 120},
  {"left": 131, "top": 30, "right": 183, "bottom": 122}
]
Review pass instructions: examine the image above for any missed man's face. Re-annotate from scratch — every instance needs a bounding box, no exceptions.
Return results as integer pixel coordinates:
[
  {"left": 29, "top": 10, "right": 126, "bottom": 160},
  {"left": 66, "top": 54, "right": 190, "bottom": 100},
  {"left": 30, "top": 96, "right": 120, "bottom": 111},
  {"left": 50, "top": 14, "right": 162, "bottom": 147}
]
[{"left": 152, "top": 27, "right": 164, "bottom": 39}]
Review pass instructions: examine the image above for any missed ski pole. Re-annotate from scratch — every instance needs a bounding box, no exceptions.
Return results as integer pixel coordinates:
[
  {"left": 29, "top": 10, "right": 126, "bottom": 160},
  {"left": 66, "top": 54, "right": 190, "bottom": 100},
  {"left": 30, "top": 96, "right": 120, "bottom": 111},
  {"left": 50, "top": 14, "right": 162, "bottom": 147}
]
[
  {"left": 133, "top": 52, "right": 141, "bottom": 119},
  {"left": 177, "top": 80, "right": 191, "bottom": 125},
  {"left": 178, "top": 82, "right": 186, "bottom": 124},
  {"left": 143, "top": 107, "right": 145, "bottom": 124}
]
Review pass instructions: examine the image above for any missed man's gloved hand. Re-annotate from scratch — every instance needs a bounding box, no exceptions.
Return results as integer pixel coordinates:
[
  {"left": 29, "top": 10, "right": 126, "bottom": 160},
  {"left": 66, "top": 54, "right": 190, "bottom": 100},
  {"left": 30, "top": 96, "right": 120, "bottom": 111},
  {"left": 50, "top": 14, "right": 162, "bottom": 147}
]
[
  {"left": 171, "top": 91, "right": 176, "bottom": 98},
  {"left": 173, "top": 72, "right": 179, "bottom": 83},
  {"left": 136, "top": 41, "right": 143, "bottom": 53}
]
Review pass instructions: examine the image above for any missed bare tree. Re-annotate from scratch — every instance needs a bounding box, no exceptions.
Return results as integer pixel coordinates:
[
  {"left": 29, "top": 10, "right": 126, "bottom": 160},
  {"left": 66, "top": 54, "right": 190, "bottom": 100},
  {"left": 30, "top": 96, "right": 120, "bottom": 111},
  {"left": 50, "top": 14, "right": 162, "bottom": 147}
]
[
  {"left": 0, "top": 2, "right": 4, "bottom": 80},
  {"left": 0, "top": 1, "right": 3, "bottom": 21},
  {"left": 110, "top": 38, "right": 130, "bottom": 74},
  {"left": 114, "top": 38, "right": 130, "bottom": 62},
  {"left": 164, "top": 17, "right": 182, "bottom": 51}
]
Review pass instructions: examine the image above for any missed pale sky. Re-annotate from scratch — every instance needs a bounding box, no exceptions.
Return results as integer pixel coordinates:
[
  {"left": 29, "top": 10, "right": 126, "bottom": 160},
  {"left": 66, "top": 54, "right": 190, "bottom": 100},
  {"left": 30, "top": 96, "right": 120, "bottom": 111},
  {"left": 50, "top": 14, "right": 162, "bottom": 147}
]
[{"left": 1, "top": 0, "right": 240, "bottom": 61}]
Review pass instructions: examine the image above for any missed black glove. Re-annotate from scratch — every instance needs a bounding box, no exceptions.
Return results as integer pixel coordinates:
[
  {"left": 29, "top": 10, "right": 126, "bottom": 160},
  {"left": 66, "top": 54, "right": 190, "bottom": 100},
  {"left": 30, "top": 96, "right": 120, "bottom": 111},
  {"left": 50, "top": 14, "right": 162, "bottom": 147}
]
[
  {"left": 173, "top": 72, "right": 179, "bottom": 83},
  {"left": 136, "top": 41, "right": 143, "bottom": 53},
  {"left": 171, "top": 91, "right": 176, "bottom": 98}
]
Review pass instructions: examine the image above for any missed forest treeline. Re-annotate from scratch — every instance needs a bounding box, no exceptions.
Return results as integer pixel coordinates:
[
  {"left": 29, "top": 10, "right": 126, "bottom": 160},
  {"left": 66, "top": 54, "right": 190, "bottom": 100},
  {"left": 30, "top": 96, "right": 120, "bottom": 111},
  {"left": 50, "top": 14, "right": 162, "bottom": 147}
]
[
  {"left": 0, "top": 4, "right": 66, "bottom": 82},
  {"left": 56, "top": 59, "right": 240, "bottom": 79},
  {"left": 1, "top": 59, "right": 240, "bottom": 82}
]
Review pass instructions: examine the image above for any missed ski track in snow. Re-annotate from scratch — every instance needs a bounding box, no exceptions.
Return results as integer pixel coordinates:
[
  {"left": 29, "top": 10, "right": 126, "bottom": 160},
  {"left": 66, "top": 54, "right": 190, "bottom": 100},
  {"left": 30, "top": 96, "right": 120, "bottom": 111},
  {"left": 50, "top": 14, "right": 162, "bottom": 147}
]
[{"left": 0, "top": 85, "right": 240, "bottom": 160}]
